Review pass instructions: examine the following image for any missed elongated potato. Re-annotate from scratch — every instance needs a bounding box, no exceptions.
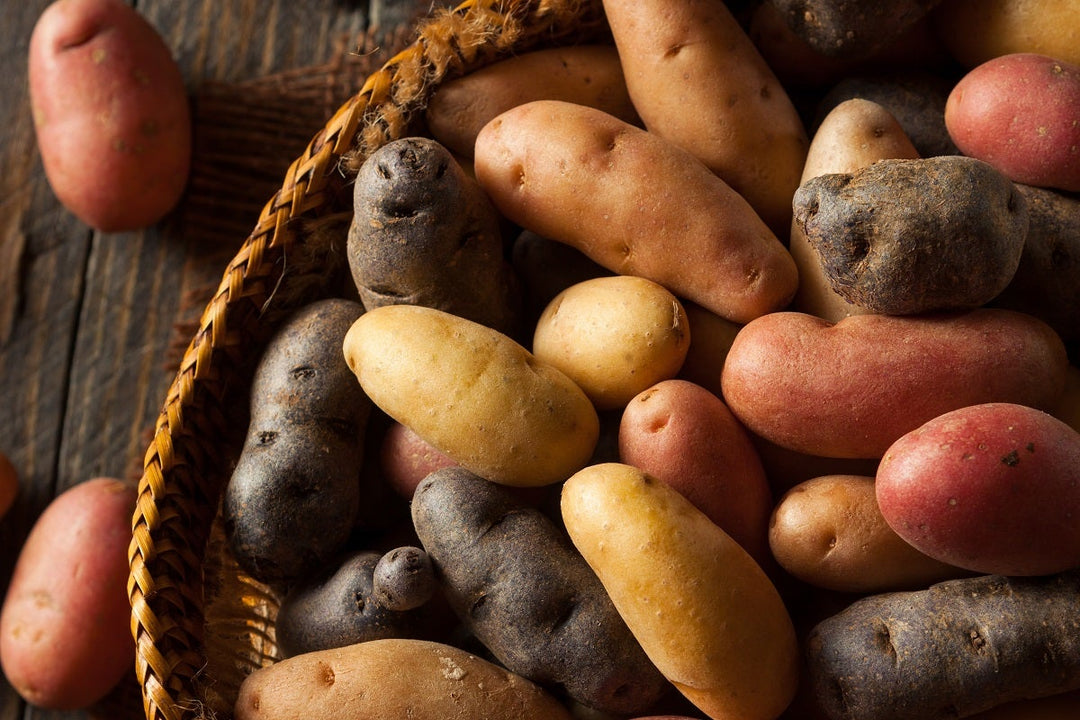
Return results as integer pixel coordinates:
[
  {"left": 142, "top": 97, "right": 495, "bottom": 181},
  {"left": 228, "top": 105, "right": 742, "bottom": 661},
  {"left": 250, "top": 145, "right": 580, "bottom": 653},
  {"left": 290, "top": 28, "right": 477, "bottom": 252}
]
[
  {"left": 602, "top": 0, "right": 808, "bottom": 235},
  {"left": 721, "top": 309, "right": 1069, "bottom": 459},
  {"left": 475, "top": 100, "right": 798, "bottom": 324},
  {"left": 561, "top": 463, "right": 799, "bottom": 720},
  {"left": 233, "top": 638, "right": 574, "bottom": 720},
  {"left": 343, "top": 304, "right": 598, "bottom": 487},
  {"left": 932, "top": 0, "right": 1080, "bottom": 68}
]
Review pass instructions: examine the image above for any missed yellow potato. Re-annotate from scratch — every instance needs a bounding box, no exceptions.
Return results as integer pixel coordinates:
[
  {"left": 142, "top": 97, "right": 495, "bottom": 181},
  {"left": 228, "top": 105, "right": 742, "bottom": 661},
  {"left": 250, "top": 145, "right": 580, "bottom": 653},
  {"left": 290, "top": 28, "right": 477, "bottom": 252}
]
[
  {"left": 343, "top": 304, "right": 598, "bottom": 487},
  {"left": 602, "top": 0, "right": 808, "bottom": 235},
  {"left": 532, "top": 275, "right": 689, "bottom": 411},
  {"left": 233, "top": 638, "right": 574, "bottom": 720},
  {"left": 769, "top": 475, "right": 964, "bottom": 593},
  {"left": 933, "top": 0, "right": 1080, "bottom": 68},
  {"left": 474, "top": 100, "right": 798, "bottom": 324},
  {"left": 561, "top": 463, "right": 799, "bottom": 720}
]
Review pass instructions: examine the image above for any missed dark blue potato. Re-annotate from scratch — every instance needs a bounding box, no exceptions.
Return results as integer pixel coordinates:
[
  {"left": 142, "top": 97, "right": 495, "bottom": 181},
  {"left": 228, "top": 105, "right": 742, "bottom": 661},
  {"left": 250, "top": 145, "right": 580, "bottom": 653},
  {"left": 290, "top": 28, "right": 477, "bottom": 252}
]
[{"left": 410, "top": 467, "right": 670, "bottom": 716}]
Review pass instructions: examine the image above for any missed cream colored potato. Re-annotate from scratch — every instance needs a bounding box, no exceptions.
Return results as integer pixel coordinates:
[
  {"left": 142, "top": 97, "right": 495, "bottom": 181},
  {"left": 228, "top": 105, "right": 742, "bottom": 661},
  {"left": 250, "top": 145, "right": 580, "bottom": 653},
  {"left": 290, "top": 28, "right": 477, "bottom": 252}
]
[
  {"left": 602, "top": 0, "right": 808, "bottom": 235},
  {"left": 234, "top": 638, "right": 574, "bottom": 720},
  {"left": 769, "top": 475, "right": 963, "bottom": 593},
  {"left": 933, "top": 0, "right": 1080, "bottom": 68},
  {"left": 425, "top": 45, "right": 640, "bottom": 159},
  {"left": 474, "top": 100, "right": 799, "bottom": 324},
  {"left": 532, "top": 276, "right": 689, "bottom": 410},
  {"left": 343, "top": 305, "right": 598, "bottom": 487},
  {"left": 791, "top": 98, "right": 920, "bottom": 322},
  {"left": 561, "top": 463, "right": 799, "bottom": 720}
]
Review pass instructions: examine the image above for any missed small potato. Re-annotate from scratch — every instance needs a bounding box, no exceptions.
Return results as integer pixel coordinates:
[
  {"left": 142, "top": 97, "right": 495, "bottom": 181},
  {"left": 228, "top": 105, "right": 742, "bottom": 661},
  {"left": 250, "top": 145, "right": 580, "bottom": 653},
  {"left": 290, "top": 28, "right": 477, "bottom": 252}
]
[
  {"left": 0, "top": 451, "right": 17, "bottom": 519},
  {"left": 0, "top": 477, "right": 137, "bottom": 710},
  {"left": 877, "top": 402, "right": 1080, "bottom": 576},
  {"left": 233, "top": 638, "right": 575, "bottom": 720},
  {"left": 562, "top": 463, "right": 799, "bottom": 720},
  {"left": 475, "top": 100, "right": 798, "bottom": 324},
  {"left": 932, "top": 0, "right": 1080, "bottom": 68},
  {"left": 28, "top": 0, "right": 191, "bottom": 231},
  {"left": 769, "top": 475, "right": 963, "bottom": 593},
  {"left": 532, "top": 276, "right": 690, "bottom": 411},
  {"left": 344, "top": 304, "right": 599, "bottom": 487},
  {"left": 945, "top": 53, "right": 1080, "bottom": 192},
  {"left": 379, "top": 421, "right": 457, "bottom": 500},
  {"left": 425, "top": 45, "right": 640, "bottom": 159}
]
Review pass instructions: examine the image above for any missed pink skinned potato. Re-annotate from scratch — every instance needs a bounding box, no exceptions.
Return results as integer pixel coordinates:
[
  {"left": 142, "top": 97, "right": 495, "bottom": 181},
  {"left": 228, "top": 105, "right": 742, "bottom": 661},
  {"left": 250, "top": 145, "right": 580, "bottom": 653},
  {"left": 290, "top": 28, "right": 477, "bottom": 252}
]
[
  {"left": 876, "top": 403, "right": 1080, "bottom": 576},
  {"left": 0, "top": 477, "right": 138, "bottom": 710},
  {"left": 379, "top": 421, "right": 458, "bottom": 500},
  {"left": 619, "top": 379, "right": 773, "bottom": 566},
  {"left": 0, "top": 452, "right": 17, "bottom": 519},
  {"left": 28, "top": 0, "right": 192, "bottom": 232},
  {"left": 945, "top": 53, "right": 1080, "bottom": 192}
]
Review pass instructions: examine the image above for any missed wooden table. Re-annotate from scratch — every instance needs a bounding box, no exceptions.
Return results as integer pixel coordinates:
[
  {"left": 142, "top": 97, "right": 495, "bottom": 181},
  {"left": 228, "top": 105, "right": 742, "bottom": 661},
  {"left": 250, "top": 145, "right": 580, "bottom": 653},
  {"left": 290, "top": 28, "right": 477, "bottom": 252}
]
[{"left": 0, "top": 2, "right": 443, "bottom": 718}]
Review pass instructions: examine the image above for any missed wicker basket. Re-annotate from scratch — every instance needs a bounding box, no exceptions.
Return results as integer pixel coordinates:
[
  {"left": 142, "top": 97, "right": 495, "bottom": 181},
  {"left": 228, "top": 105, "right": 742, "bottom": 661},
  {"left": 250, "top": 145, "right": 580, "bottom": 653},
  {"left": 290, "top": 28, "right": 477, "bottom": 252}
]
[{"left": 127, "top": 2, "right": 611, "bottom": 719}]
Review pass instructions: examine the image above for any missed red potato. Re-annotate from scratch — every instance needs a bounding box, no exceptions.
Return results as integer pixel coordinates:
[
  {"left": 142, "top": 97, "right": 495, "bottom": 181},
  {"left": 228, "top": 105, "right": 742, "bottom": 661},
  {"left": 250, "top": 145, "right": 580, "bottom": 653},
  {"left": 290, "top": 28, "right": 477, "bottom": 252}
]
[
  {"left": 0, "top": 477, "right": 137, "bottom": 710},
  {"left": 28, "top": 0, "right": 191, "bottom": 231},
  {"left": 946, "top": 53, "right": 1080, "bottom": 192},
  {"left": 0, "top": 452, "right": 17, "bottom": 519},
  {"left": 618, "top": 379, "right": 773, "bottom": 566},
  {"left": 379, "top": 420, "right": 458, "bottom": 500},
  {"left": 876, "top": 403, "right": 1080, "bottom": 576}
]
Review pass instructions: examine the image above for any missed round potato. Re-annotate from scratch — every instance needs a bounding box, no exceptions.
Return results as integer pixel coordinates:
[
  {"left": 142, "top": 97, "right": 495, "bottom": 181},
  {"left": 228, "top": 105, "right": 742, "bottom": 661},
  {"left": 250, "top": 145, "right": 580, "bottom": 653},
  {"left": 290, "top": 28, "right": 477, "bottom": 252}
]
[
  {"left": 28, "top": 0, "right": 191, "bottom": 231},
  {"left": 343, "top": 304, "right": 599, "bottom": 487},
  {"left": 532, "top": 276, "right": 690, "bottom": 411}
]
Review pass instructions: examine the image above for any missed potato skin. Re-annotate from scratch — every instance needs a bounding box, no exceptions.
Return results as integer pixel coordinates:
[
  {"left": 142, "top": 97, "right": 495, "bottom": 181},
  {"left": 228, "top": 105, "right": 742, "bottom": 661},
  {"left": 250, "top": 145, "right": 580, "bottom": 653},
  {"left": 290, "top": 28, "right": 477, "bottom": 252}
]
[
  {"left": 0, "top": 477, "right": 137, "bottom": 710},
  {"left": 720, "top": 309, "right": 1069, "bottom": 459},
  {"left": 932, "top": 0, "right": 1080, "bottom": 68},
  {"left": 343, "top": 304, "right": 598, "bottom": 487},
  {"left": 379, "top": 421, "right": 457, "bottom": 500},
  {"left": 475, "top": 100, "right": 798, "bottom": 324},
  {"left": 768, "top": 475, "right": 962, "bottom": 593},
  {"left": 946, "top": 53, "right": 1080, "bottom": 192},
  {"left": 28, "top": 0, "right": 191, "bottom": 231},
  {"left": 532, "top": 276, "right": 690, "bottom": 411},
  {"left": 233, "top": 638, "right": 575, "bottom": 720},
  {"left": 876, "top": 403, "right": 1080, "bottom": 576},
  {"left": 561, "top": 463, "right": 799, "bottom": 720}
]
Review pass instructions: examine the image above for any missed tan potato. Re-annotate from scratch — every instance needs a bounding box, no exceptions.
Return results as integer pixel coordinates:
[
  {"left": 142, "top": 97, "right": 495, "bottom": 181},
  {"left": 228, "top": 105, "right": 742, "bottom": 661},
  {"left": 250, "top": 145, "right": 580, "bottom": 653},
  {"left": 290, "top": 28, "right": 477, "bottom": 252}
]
[
  {"left": 233, "top": 638, "right": 575, "bottom": 720},
  {"left": 674, "top": 302, "right": 741, "bottom": 399},
  {"left": 532, "top": 276, "right": 690, "bottom": 411},
  {"left": 769, "top": 475, "right": 964, "bottom": 593},
  {"left": 933, "top": 0, "right": 1080, "bottom": 68},
  {"left": 343, "top": 304, "right": 598, "bottom": 487},
  {"left": 602, "top": 0, "right": 808, "bottom": 235},
  {"left": 474, "top": 100, "right": 798, "bottom": 324},
  {"left": 790, "top": 98, "right": 920, "bottom": 322},
  {"left": 425, "top": 45, "right": 640, "bottom": 159},
  {"left": 561, "top": 463, "right": 799, "bottom": 720}
]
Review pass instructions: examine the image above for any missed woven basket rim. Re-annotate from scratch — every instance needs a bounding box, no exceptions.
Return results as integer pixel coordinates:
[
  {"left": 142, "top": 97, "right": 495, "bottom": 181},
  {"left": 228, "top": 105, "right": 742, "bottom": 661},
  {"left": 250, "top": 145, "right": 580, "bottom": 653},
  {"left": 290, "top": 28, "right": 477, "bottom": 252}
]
[{"left": 127, "top": 1, "right": 609, "bottom": 719}]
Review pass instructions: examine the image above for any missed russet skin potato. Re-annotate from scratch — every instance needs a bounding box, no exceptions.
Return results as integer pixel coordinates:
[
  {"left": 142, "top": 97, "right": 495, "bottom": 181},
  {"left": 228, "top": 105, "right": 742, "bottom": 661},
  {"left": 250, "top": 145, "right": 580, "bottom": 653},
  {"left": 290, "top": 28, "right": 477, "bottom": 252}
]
[
  {"left": 532, "top": 275, "right": 690, "bottom": 411},
  {"left": 876, "top": 402, "right": 1080, "bottom": 577},
  {"left": 601, "top": 0, "right": 808, "bottom": 236},
  {"left": 769, "top": 474, "right": 963, "bottom": 593},
  {"left": 0, "top": 477, "right": 137, "bottom": 710},
  {"left": 720, "top": 309, "right": 1070, "bottom": 459},
  {"left": 561, "top": 463, "right": 799, "bottom": 720},
  {"left": 28, "top": 0, "right": 191, "bottom": 232},
  {"left": 474, "top": 100, "right": 798, "bottom": 325},
  {"left": 343, "top": 304, "right": 598, "bottom": 487}
]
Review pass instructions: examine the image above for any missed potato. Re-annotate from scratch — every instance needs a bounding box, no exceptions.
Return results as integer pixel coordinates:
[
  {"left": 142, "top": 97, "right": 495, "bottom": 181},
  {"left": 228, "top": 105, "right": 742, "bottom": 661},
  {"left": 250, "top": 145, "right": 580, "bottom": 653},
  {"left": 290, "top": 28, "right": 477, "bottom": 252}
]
[
  {"left": 379, "top": 420, "right": 457, "bottom": 500},
  {"left": 618, "top": 379, "right": 773, "bottom": 566},
  {"left": 876, "top": 402, "right": 1080, "bottom": 576},
  {"left": 750, "top": 434, "right": 880, "bottom": 495},
  {"left": 793, "top": 156, "right": 1029, "bottom": 315},
  {"left": 561, "top": 462, "right": 799, "bottom": 720},
  {"left": 674, "top": 302, "right": 741, "bottom": 400},
  {"left": 945, "top": 53, "right": 1080, "bottom": 193},
  {"left": 720, "top": 309, "right": 1069, "bottom": 459},
  {"left": 233, "top": 638, "right": 575, "bottom": 720},
  {"left": 790, "top": 98, "right": 920, "bottom": 322},
  {"left": 474, "top": 100, "right": 798, "bottom": 324},
  {"left": 224, "top": 299, "right": 371, "bottom": 586},
  {"left": 371, "top": 545, "right": 436, "bottom": 613},
  {"left": 532, "top": 276, "right": 690, "bottom": 411},
  {"left": 425, "top": 45, "right": 640, "bottom": 159},
  {"left": 28, "top": 0, "right": 191, "bottom": 231},
  {"left": 343, "top": 304, "right": 599, "bottom": 487},
  {"left": 602, "top": 0, "right": 808, "bottom": 235},
  {"left": 412, "top": 467, "right": 669, "bottom": 715},
  {"left": 0, "top": 451, "right": 17, "bottom": 519},
  {"left": 768, "top": 474, "right": 963, "bottom": 593},
  {"left": 0, "top": 477, "right": 137, "bottom": 710},
  {"left": 932, "top": 0, "right": 1080, "bottom": 68}
]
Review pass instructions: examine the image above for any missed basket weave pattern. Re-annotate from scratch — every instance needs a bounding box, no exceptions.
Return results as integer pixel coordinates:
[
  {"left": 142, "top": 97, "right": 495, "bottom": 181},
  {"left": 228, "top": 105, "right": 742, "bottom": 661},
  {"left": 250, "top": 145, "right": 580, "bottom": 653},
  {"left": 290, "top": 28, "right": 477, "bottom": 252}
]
[{"left": 127, "top": 1, "right": 609, "bottom": 719}]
